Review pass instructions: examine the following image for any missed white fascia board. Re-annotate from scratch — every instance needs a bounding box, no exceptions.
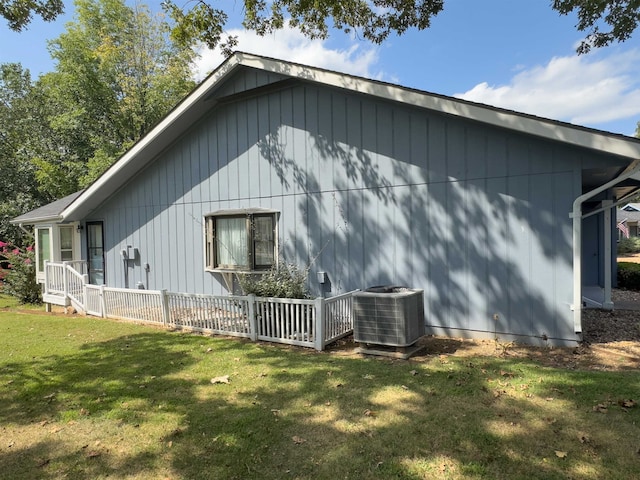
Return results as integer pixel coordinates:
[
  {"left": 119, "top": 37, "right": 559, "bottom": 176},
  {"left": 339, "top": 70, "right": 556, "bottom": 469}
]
[
  {"left": 60, "top": 55, "right": 243, "bottom": 221},
  {"left": 238, "top": 53, "right": 640, "bottom": 160}
]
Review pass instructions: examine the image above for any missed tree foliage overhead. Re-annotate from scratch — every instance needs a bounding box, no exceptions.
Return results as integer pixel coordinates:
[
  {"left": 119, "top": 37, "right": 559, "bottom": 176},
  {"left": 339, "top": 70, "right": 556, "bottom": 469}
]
[
  {"left": 3, "top": 0, "right": 639, "bottom": 55},
  {"left": 0, "top": 0, "right": 63, "bottom": 30},
  {"left": 0, "top": 0, "right": 195, "bottom": 244},
  {"left": 553, "top": 0, "right": 640, "bottom": 53}
]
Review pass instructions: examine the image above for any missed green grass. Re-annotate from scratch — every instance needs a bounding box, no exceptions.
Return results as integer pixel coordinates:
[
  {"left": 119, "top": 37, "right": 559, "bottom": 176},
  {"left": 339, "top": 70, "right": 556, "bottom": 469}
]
[{"left": 0, "top": 295, "right": 639, "bottom": 479}]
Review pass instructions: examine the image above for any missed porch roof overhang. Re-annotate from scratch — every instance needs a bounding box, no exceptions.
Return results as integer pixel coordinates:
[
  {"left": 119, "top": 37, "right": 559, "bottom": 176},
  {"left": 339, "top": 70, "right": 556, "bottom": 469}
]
[
  {"left": 572, "top": 161, "right": 640, "bottom": 334},
  {"left": 10, "top": 190, "right": 84, "bottom": 226},
  {"left": 54, "top": 51, "right": 640, "bottom": 222}
]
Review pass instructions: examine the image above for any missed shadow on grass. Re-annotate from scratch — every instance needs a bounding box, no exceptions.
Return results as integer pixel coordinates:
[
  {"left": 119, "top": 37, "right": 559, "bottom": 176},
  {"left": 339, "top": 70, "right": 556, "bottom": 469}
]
[{"left": 1, "top": 327, "right": 639, "bottom": 479}]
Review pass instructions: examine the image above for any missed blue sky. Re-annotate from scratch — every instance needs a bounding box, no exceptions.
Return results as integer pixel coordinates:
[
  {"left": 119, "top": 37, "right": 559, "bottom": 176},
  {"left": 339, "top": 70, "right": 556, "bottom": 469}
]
[{"left": 1, "top": 0, "right": 639, "bottom": 135}]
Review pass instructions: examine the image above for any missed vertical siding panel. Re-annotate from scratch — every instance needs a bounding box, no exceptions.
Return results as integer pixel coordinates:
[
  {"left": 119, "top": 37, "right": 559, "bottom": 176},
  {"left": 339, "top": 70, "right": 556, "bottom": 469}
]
[
  {"left": 257, "top": 96, "right": 271, "bottom": 197},
  {"left": 246, "top": 98, "right": 261, "bottom": 199},
  {"left": 208, "top": 118, "right": 220, "bottom": 202},
  {"left": 466, "top": 127, "right": 488, "bottom": 180},
  {"left": 553, "top": 171, "right": 576, "bottom": 340},
  {"left": 426, "top": 182, "right": 448, "bottom": 328},
  {"left": 393, "top": 110, "right": 411, "bottom": 186},
  {"left": 316, "top": 89, "right": 332, "bottom": 192},
  {"left": 529, "top": 173, "right": 555, "bottom": 339},
  {"left": 448, "top": 180, "right": 469, "bottom": 330},
  {"left": 447, "top": 122, "right": 466, "bottom": 181},
  {"left": 304, "top": 88, "right": 319, "bottom": 194},
  {"left": 291, "top": 88, "right": 306, "bottom": 196},
  {"left": 237, "top": 100, "right": 250, "bottom": 199},
  {"left": 485, "top": 176, "right": 509, "bottom": 333},
  {"left": 331, "top": 93, "right": 347, "bottom": 190},
  {"left": 506, "top": 175, "right": 531, "bottom": 337},
  {"left": 507, "top": 137, "right": 530, "bottom": 177},
  {"left": 466, "top": 178, "right": 490, "bottom": 333},
  {"left": 361, "top": 100, "right": 377, "bottom": 188},
  {"left": 375, "top": 104, "right": 394, "bottom": 185},
  {"left": 227, "top": 107, "right": 240, "bottom": 200},
  {"left": 268, "top": 92, "right": 283, "bottom": 197},
  {"left": 191, "top": 128, "right": 203, "bottom": 204},
  {"left": 410, "top": 113, "right": 429, "bottom": 184},
  {"left": 217, "top": 108, "right": 230, "bottom": 200},
  {"left": 183, "top": 133, "right": 193, "bottom": 205},
  {"left": 411, "top": 183, "right": 429, "bottom": 310},
  {"left": 280, "top": 89, "right": 295, "bottom": 195},
  {"left": 487, "top": 136, "right": 508, "bottom": 178},
  {"left": 428, "top": 116, "right": 447, "bottom": 184},
  {"left": 348, "top": 189, "right": 365, "bottom": 289},
  {"left": 346, "top": 96, "right": 363, "bottom": 190}
]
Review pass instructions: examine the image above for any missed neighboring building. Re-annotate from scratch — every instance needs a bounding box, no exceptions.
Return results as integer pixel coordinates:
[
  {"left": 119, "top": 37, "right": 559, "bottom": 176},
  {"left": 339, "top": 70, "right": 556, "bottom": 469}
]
[
  {"left": 617, "top": 203, "right": 640, "bottom": 238},
  {"left": 12, "top": 52, "right": 640, "bottom": 345}
]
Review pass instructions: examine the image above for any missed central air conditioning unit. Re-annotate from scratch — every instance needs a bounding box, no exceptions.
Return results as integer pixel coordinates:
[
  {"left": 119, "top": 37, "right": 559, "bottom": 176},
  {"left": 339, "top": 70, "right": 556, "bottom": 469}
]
[{"left": 353, "top": 286, "right": 425, "bottom": 348}]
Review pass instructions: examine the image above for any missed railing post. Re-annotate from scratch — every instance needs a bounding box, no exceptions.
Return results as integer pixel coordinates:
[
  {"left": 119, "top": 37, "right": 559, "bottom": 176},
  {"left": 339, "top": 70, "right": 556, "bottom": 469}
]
[
  {"left": 314, "top": 297, "right": 326, "bottom": 351},
  {"left": 44, "top": 260, "right": 49, "bottom": 295},
  {"left": 62, "top": 262, "right": 68, "bottom": 301},
  {"left": 160, "top": 289, "right": 171, "bottom": 328},
  {"left": 99, "top": 285, "right": 107, "bottom": 318},
  {"left": 247, "top": 294, "right": 257, "bottom": 341}
]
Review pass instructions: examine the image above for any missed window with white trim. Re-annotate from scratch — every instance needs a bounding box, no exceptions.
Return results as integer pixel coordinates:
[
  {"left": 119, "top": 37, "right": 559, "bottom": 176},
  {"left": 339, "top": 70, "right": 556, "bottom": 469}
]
[{"left": 205, "top": 209, "right": 277, "bottom": 271}]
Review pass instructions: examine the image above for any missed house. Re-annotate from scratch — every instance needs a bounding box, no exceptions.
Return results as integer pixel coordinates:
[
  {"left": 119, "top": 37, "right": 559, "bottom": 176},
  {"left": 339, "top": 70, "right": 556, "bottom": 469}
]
[
  {"left": 12, "top": 52, "right": 640, "bottom": 346},
  {"left": 617, "top": 203, "right": 640, "bottom": 238}
]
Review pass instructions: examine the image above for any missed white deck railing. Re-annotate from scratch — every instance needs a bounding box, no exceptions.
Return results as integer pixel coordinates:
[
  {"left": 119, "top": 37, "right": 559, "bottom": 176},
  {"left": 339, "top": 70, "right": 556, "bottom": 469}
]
[{"left": 43, "top": 262, "right": 355, "bottom": 350}]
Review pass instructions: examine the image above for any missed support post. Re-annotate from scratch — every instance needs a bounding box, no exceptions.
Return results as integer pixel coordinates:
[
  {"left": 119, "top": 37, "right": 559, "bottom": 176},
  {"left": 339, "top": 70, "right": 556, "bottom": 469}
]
[
  {"left": 602, "top": 200, "right": 614, "bottom": 310},
  {"left": 314, "top": 297, "right": 326, "bottom": 351},
  {"left": 247, "top": 294, "right": 257, "bottom": 341}
]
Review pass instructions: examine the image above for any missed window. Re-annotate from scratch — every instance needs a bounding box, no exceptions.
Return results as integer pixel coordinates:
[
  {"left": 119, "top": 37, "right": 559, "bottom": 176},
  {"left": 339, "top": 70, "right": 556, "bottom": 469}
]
[
  {"left": 59, "top": 226, "right": 74, "bottom": 261},
  {"left": 36, "top": 227, "right": 51, "bottom": 272},
  {"left": 205, "top": 209, "right": 277, "bottom": 271}
]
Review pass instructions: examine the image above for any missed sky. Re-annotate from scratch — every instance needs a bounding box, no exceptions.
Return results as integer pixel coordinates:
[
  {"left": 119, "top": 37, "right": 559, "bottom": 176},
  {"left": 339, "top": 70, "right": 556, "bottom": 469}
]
[{"left": 1, "top": 0, "right": 639, "bottom": 136}]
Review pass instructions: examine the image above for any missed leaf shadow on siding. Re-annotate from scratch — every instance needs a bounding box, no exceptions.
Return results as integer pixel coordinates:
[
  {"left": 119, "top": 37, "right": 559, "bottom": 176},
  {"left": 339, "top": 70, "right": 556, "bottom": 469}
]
[{"left": 257, "top": 93, "right": 575, "bottom": 343}]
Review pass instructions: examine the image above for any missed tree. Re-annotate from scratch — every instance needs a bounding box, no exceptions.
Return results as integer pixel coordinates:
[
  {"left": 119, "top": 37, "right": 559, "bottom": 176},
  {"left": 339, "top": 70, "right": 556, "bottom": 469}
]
[
  {"left": 34, "top": 0, "right": 196, "bottom": 192},
  {"left": 0, "top": 0, "right": 63, "bottom": 31},
  {"left": 131, "top": 0, "right": 640, "bottom": 55},
  {"left": 0, "top": 63, "right": 48, "bottom": 244}
]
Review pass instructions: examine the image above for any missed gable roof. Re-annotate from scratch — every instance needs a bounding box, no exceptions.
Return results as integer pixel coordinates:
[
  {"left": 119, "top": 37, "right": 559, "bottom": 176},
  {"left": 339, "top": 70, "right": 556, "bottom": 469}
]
[
  {"left": 621, "top": 203, "right": 640, "bottom": 212},
  {"left": 50, "top": 52, "right": 640, "bottom": 221},
  {"left": 11, "top": 190, "right": 84, "bottom": 225}
]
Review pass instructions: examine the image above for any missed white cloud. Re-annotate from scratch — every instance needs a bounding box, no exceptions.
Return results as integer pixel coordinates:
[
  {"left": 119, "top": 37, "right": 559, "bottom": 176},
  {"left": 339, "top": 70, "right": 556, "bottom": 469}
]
[
  {"left": 193, "top": 24, "right": 383, "bottom": 82},
  {"left": 454, "top": 49, "right": 640, "bottom": 130}
]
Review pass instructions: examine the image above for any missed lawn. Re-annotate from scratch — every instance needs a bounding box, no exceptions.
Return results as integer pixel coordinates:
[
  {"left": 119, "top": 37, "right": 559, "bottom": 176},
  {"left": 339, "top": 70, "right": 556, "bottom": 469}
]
[{"left": 1, "top": 295, "right": 639, "bottom": 479}]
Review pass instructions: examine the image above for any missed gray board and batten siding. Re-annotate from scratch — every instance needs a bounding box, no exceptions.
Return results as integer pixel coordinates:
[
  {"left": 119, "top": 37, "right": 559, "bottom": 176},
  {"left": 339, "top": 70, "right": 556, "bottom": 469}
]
[{"left": 85, "top": 67, "right": 626, "bottom": 345}]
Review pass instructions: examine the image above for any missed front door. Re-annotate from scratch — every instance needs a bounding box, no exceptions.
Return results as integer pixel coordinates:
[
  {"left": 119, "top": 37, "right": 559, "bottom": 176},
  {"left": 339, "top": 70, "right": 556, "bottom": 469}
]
[{"left": 87, "top": 221, "right": 105, "bottom": 285}]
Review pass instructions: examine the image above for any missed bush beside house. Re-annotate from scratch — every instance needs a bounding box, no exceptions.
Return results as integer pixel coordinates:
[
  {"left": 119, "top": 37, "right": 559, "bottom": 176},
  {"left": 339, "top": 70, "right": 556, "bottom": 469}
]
[{"left": 0, "top": 241, "right": 41, "bottom": 304}]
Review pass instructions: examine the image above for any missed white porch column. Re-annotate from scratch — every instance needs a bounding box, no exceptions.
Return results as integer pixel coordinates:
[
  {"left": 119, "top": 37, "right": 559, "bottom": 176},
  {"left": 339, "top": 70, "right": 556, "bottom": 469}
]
[{"left": 602, "top": 200, "right": 614, "bottom": 310}]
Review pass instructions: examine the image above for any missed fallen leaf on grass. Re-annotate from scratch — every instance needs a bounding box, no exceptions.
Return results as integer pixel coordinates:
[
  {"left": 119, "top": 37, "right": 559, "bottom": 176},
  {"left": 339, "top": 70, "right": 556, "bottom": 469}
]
[
  {"left": 363, "top": 409, "right": 375, "bottom": 417},
  {"left": 292, "top": 436, "right": 306, "bottom": 444},
  {"left": 593, "top": 404, "right": 608, "bottom": 413},
  {"left": 36, "top": 458, "right": 50, "bottom": 467},
  {"left": 211, "top": 375, "right": 230, "bottom": 384},
  {"left": 618, "top": 399, "right": 637, "bottom": 409},
  {"left": 86, "top": 451, "right": 101, "bottom": 458},
  {"left": 555, "top": 450, "right": 568, "bottom": 459},
  {"left": 409, "top": 370, "right": 418, "bottom": 376}
]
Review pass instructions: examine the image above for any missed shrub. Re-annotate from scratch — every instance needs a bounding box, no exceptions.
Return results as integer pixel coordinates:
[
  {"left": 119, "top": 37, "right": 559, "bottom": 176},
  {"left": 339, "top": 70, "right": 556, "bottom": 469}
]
[
  {"left": 617, "top": 237, "right": 640, "bottom": 255},
  {"left": 237, "top": 263, "right": 310, "bottom": 299},
  {"left": 0, "top": 241, "right": 41, "bottom": 304},
  {"left": 617, "top": 262, "right": 640, "bottom": 291}
]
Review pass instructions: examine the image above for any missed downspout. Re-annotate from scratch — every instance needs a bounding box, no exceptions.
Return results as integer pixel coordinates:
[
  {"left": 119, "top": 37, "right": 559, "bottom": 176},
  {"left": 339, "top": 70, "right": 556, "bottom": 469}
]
[{"left": 572, "top": 160, "right": 640, "bottom": 333}]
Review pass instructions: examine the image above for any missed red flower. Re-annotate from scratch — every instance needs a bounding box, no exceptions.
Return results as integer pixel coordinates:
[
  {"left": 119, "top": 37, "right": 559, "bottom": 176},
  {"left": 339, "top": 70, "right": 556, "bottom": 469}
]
[
  {"left": 0, "top": 241, "right": 7, "bottom": 247},
  {"left": 26, "top": 245, "right": 33, "bottom": 252},
  {"left": 12, "top": 248, "right": 20, "bottom": 255}
]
